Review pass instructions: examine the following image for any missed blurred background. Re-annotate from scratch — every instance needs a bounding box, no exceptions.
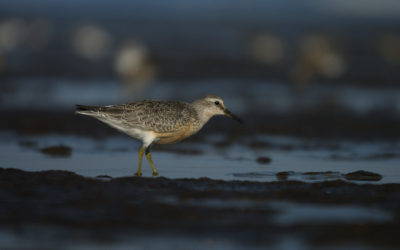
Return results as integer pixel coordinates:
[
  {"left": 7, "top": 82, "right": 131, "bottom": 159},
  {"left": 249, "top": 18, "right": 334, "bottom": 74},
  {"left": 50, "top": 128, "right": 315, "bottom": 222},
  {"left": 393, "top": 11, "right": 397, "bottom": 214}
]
[{"left": 0, "top": 0, "right": 400, "bottom": 137}]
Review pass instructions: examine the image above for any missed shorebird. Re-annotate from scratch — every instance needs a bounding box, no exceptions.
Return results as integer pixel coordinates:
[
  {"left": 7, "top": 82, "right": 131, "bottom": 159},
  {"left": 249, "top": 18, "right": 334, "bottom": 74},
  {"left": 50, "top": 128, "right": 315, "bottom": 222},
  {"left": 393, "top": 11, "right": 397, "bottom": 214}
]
[{"left": 76, "top": 95, "right": 241, "bottom": 176}]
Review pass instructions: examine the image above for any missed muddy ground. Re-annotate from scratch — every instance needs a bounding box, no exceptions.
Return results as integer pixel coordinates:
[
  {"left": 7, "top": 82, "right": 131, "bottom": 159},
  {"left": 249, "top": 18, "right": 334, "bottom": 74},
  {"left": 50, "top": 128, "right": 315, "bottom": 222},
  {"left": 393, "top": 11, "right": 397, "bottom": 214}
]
[{"left": 1, "top": 167, "right": 400, "bottom": 249}]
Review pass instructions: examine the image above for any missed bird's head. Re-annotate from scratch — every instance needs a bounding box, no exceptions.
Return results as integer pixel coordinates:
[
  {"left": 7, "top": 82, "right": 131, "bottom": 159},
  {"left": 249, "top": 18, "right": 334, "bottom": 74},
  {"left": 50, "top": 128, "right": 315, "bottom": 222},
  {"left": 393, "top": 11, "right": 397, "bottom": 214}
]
[{"left": 193, "top": 95, "right": 242, "bottom": 123}]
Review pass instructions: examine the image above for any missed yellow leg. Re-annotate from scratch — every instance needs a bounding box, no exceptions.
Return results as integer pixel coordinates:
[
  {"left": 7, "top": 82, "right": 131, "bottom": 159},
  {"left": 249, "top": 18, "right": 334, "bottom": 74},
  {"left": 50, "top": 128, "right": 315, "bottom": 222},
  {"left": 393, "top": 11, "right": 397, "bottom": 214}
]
[
  {"left": 145, "top": 148, "right": 158, "bottom": 177},
  {"left": 135, "top": 147, "right": 145, "bottom": 176}
]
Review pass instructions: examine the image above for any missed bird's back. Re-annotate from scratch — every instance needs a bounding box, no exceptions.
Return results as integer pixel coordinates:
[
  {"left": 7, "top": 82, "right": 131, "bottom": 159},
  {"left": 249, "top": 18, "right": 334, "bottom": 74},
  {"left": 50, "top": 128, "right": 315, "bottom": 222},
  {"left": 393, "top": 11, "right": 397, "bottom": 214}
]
[{"left": 77, "top": 100, "right": 198, "bottom": 134}]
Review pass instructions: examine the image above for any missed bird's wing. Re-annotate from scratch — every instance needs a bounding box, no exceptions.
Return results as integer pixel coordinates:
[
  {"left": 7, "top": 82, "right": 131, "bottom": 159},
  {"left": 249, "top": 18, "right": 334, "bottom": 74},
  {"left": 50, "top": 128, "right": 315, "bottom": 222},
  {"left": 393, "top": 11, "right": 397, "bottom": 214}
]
[{"left": 95, "top": 100, "right": 195, "bottom": 133}]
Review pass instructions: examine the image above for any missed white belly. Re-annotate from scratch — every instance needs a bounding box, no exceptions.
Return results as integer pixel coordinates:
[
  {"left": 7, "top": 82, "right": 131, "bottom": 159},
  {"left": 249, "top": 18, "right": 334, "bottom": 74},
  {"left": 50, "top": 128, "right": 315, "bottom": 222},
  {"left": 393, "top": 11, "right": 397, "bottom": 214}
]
[{"left": 98, "top": 117, "right": 157, "bottom": 147}]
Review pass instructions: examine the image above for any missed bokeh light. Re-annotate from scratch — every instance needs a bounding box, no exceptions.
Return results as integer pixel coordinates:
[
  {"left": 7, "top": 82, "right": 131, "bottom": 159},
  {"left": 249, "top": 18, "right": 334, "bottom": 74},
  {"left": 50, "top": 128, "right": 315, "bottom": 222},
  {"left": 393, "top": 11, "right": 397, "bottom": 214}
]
[
  {"left": 0, "top": 18, "right": 26, "bottom": 53},
  {"left": 249, "top": 33, "right": 284, "bottom": 65},
  {"left": 114, "top": 40, "right": 156, "bottom": 96},
  {"left": 379, "top": 33, "right": 400, "bottom": 65},
  {"left": 291, "top": 35, "right": 346, "bottom": 85},
  {"left": 72, "top": 24, "right": 112, "bottom": 60}
]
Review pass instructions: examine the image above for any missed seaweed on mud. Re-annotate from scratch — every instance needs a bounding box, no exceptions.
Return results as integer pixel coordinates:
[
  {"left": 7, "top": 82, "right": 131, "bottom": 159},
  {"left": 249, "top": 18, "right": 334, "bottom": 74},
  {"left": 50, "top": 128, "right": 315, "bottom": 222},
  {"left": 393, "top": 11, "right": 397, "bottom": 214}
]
[
  {"left": 345, "top": 170, "right": 382, "bottom": 181},
  {"left": 40, "top": 145, "right": 72, "bottom": 157},
  {"left": 256, "top": 156, "right": 272, "bottom": 164}
]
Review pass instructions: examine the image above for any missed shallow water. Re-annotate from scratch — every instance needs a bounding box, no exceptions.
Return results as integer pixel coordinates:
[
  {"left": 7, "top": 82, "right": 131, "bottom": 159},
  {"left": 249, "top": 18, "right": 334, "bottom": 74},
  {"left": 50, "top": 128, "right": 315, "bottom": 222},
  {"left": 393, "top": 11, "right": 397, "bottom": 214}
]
[
  {"left": 269, "top": 201, "right": 392, "bottom": 225},
  {"left": 1, "top": 132, "right": 399, "bottom": 183}
]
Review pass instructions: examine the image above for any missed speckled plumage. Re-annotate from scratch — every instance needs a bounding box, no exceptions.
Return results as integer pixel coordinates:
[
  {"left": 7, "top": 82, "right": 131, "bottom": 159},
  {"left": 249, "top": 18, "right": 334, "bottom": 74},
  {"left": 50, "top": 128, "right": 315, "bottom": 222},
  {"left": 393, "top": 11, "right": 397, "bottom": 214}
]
[
  {"left": 81, "top": 100, "right": 199, "bottom": 133},
  {"left": 76, "top": 95, "right": 241, "bottom": 176}
]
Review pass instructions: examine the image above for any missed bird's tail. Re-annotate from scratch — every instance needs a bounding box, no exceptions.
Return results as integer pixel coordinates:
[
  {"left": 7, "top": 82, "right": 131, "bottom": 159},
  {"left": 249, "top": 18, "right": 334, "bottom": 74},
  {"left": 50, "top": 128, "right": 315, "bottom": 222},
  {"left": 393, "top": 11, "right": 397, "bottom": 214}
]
[{"left": 75, "top": 104, "right": 100, "bottom": 115}]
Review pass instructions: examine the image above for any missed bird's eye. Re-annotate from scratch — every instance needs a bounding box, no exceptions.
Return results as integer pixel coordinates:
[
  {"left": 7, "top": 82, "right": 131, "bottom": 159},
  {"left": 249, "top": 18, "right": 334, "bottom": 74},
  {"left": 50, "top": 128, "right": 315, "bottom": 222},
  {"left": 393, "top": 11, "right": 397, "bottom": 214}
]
[{"left": 214, "top": 101, "right": 220, "bottom": 106}]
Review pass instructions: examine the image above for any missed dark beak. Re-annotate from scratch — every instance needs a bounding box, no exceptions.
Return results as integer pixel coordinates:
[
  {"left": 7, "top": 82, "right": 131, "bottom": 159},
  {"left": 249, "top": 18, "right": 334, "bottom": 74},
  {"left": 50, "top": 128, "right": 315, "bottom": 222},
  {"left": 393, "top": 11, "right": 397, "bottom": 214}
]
[{"left": 224, "top": 108, "right": 243, "bottom": 123}]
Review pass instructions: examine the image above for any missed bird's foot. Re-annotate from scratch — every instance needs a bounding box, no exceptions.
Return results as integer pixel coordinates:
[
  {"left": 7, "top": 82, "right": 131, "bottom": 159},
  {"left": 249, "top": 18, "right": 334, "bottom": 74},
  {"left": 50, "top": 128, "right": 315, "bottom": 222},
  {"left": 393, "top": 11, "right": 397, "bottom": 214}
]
[{"left": 135, "top": 171, "right": 142, "bottom": 177}]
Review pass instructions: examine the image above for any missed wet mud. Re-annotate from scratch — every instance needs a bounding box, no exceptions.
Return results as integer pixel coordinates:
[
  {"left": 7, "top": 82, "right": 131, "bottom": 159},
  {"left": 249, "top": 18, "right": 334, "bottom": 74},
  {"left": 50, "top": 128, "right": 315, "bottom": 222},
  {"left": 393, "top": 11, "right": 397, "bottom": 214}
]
[
  {"left": 330, "top": 153, "right": 400, "bottom": 161},
  {"left": 1, "top": 168, "right": 399, "bottom": 249},
  {"left": 275, "top": 171, "right": 383, "bottom": 182},
  {"left": 40, "top": 145, "right": 72, "bottom": 157},
  {"left": 256, "top": 156, "right": 272, "bottom": 164},
  {"left": 345, "top": 170, "right": 383, "bottom": 181}
]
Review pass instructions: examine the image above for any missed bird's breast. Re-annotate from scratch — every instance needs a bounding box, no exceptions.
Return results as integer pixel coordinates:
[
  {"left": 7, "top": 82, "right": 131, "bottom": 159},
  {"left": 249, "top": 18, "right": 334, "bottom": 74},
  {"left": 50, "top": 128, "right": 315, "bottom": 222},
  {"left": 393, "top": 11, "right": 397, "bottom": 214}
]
[{"left": 154, "top": 124, "right": 198, "bottom": 144}]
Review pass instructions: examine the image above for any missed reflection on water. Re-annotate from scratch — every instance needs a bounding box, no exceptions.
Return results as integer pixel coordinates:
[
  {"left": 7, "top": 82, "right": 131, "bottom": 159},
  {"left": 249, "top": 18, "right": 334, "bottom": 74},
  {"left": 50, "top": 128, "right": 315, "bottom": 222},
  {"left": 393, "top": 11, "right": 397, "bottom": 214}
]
[
  {"left": 0, "top": 227, "right": 253, "bottom": 250},
  {"left": 156, "top": 197, "right": 392, "bottom": 224},
  {"left": 270, "top": 201, "right": 392, "bottom": 225}
]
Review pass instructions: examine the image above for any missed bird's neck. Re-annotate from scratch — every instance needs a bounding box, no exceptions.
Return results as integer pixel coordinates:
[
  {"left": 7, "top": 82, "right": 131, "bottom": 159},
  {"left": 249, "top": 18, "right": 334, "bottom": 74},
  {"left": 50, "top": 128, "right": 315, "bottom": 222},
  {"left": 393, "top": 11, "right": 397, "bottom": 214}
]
[{"left": 191, "top": 101, "right": 215, "bottom": 129}]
